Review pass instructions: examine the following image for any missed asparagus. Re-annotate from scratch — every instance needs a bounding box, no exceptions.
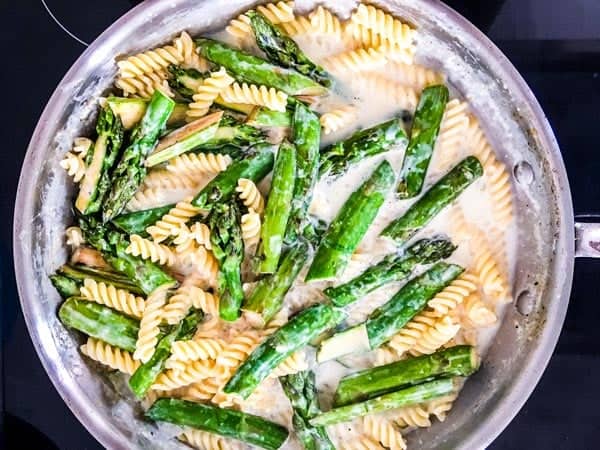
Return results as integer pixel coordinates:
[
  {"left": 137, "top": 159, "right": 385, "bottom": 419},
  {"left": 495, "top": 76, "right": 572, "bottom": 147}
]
[
  {"left": 317, "top": 262, "right": 464, "bottom": 362},
  {"left": 309, "top": 379, "right": 455, "bottom": 426},
  {"left": 302, "top": 216, "right": 328, "bottom": 248},
  {"left": 334, "top": 345, "right": 480, "bottom": 406},
  {"left": 305, "top": 160, "right": 395, "bottom": 282},
  {"left": 50, "top": 274, "right": 81, "bottom": 298},
  {"left": 247, "top": 107, "right": 292, "bottom": 128},
  {"left": 256, "top": 141, "right": 297, "bottom": 273},
  {"left": 319, "top": 119, "right": 407, "bottom": 178},
  {"left": 129, "top": 310, "right": 202, "bottom": 398},
  {"left": 209, "top": 202, "right": 245, "bottom": 321},
  {"left": 285, "top": 102, "right": 321, "bottom": 243},
  {"left": 192, "top": 147, "right": 274, "bottom": 210},
  {"left": 147, "top": 399, "right": 289, "bottom": 450},
  {"left": 195, "top": 38, "right": 328, "bottom": 96},
  {"left": 396, "top": 85, "right": 449, "bottom": 198},
  {"left": 280, "top": 371, "right": 335, "bottom": 450},
  {"left": 103, "top": 90, "right": 175, "bottom": 221},
  {"left": 59, "top": 297, "right": 139, "bottom": 352},
  {"left": 244, "top": 239, "right": 309, "bottom": 325},
  {"left": 106, "top": 96, "right": 188, "bottom": 130},
  {"left": 76, "top": 106, "right": 124, "bottom": 215},
  {"left": 224, "top": 304, "right": 345, "bottom": 398},
  {"left": 202, "top": 119, "right": 267, "bottom": 151},
  {"left": 145, "top": 111, "right": 222, "bottom": 166},
  {"left": 381, "top": 156, "right": 483, "bottom": 244},
  {"left": 324, "top": 237, "right": 456, "bottom": 306},
  {"left": 248, "top": 11, "right": 331, "bottom": 87},
  {"left": 111, "top": 205, "right": 173, "bottom": 235}
]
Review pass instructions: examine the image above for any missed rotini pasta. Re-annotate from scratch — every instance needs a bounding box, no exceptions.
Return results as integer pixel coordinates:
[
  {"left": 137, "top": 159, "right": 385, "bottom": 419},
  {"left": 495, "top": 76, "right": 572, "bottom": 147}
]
[
  {"left": 226, "top": 1, "right": 295, "bottom": 41},
  {"left": 165, "top": 153, "right": 232, "bottom": 178},
  {"left": 80, "top": 337, "right": 140, "bottom": 375},
  {"left": 162, "top": 285, "right": 196, "bottom": 324},
  {"left": 187, "top": 67, "right": 235, "bottom": 119},
  {"left": 388, "top": 62, "right": 444, "bottom": 91},
  {"left": 278, "top": 15, "right": 312, "bottom": 36},
  {"left": 179, "top": 428, "right": 236, "bottom": 450},
  {"left": 126, "top": 185, "right": 199, "bottom": 212},
  {"left": 141, "top": 168, "right": 204, "bottom": 191},
  {"left": 470, "top": 228, "right": 511, "bottom": 303},
  {"left": 65, "top": 226, "right": 85, "bottom": 249},
  {"left": 353, "top": 73, "right": 419, "bottom": 110},
  {"left": 463, "top": 292, "right": 497, "bottom": 326},
  {"left": 236, "top": 179, "right": 265, "bottom": 213},
  {"left": 427, "top": 273, "right": 479, "bottom": 316},
  {"left": 80, "top": 278, "right": 145, "bottom": 319},
  {"left": 363, "top": 415, "right": 407, "bottom": 450},
  {"left": 152, "top": 359, "right": 218, "bottom": 390},
  {"left": 309, "top": 6, "right": 343, "bottom": 37},
  {"left": 146, "top": 197, "right": 203, "bottom": 242},
  {"left": 220, "top": 82, "right": 288, "bottom": 112},
  {"left": 241, "top": 209, "right": 261, "bottom": 247},
  {"left": 320, "top": 106, "right": 357, "bottom": 135},
  {"left": 434, "top": 99, "right": 470, "bottom": 169},
  {"left": 60, "top": 152, "right": 86, "bottom": 182},
  {"left": 271, "top": 350, "right": 308, "bottom": 377},
  {"left": 408, "top": 315, "right": 461, "bottom": 357},
  {"left": 323, "top": 48, "right": 387, "bottom": 75},
  {"left": 184, "top": 378, "right": 221, "bottom": 401},
  {"left": 215, "top": 331, "right": 262, "bottom": 373},
  {"left": 390, "top": 404, "right": 432, "bottom": 428},
  {"left": 169, "top": 338, "right": 225, "bottom": 363},
  {"left": 386, "top": 309, "right": 440, "bottom": 357},
  {"left": 173, "top": 222, "right": 212, "bottom": 253},
  {"left": 349, "top": 4, "right": 416, "bottom": 49},
  {"left": 374, "top": 346, "right": 402, "bottom": 366},
  {"left": 125, "top": 234, "right": 177, "bottom": 266},
  {"left": 133, "top": 285, "right": 169, "bottom": 363},
  {"left": 426, "top": 393, "right": 457, "bottom": 422},
  {"left": 340, "top": 435, "right": 385, "bottom": 450}
]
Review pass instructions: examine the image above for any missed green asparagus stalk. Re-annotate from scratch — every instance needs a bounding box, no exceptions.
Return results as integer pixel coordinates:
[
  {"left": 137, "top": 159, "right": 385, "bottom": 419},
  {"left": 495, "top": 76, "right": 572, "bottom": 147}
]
[
  {"left": 209, "top": 202, "right": 245, "bottom": 321},
  {"left": 147, "top": 398, "right": 289, "bottom": 450},
  {"left": 256, "top": 141, "right": 297, "bottom": 273},
  {"left": 111, "top": 205, "right": 173, "bottom": 235},
  {"left": 381, "top": 156, "right": 483, "bottom": 244},
  {"left": 319, "top": 119, "right": 407, "bottom": 178},
  {"left": 248, "top": 11, "right": 331, "bottom": 87},
  {"left": 324, "top": 237, "right": 456, "bottom": 306},
  {"left": 192, "top": 147, "right": 274, "bottom": 210},
  {"left": 145, "top": 111, "right": 222, "bottom": 166},
  {"left": 280, "top": 371, "right": 335, "bottom": 450},
  {"left": 302, "top": 216, "right": 328, "bottom": 248},
  {"left": 397, "top": 85, "right": 449, "bottom": 198},
  {"left": 103, "top": 89, "right": 175, "bottom": 221},
  {"left": 57, "top": 264, "right": 143, "bottom": 293},
  {"left": 201, "top": 120, "right": 267, "bottom": 151},
  {"left": 224, "top": 304, "right": 345, "bottom": 398},
  {"left": 106, "top": 96, "right": 188, "bottom": 130},
  {"left": 195, "top": 38, "right": 328, "bottom": 96},
  {"left": 247, "top": 107, "right": 292, "bottom": 128},
  {"left": 76, "top": 106, "right": 124, "bottom": 215},
  {"left": 244, "top": 239, "right": 309, "bottom": 325},
  {"left": 317, "top": 262, "right": 464, "bottom": 362},
  {"left": 309, "top": 378, "right": 455, "bottom": 426},
  {"left": 306, "top": 160, "right": 395, "bottom": 282},
  {"left": 129, "top": 310, "right": 202, "bottom": 398},
  {"left": 334, "top": 345, "right": 479, "bottom": 406},
  {"left": 285, "top": 102, "right": 321, "bottom": 243},
  {"left": 50, "top": 274, "right": 81, "bottom": 298},
  {"left": 59, "top": 297, "right": 139, "bottom": 352}
]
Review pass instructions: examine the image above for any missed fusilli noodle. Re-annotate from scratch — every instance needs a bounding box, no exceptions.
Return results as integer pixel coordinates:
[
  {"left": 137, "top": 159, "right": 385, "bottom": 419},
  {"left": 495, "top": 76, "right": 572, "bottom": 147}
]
[
  {"left": 349, "top": 4, "right": 416, "bottom": 49},
  {"left": 391, "top": 404, "right": 432, "bottom": 428},
  {"left": 173, "top": 222, "right": 212, "bottom": 253},
  {"left": 166, "top": 153, "right": 232, "bottom": 178},
  {"left": 320, "top": 106, "right": 357, "bottom": 135},
  {"left": 271, "top": 350, "right": 308, "bottom": 377},
  {"left": 169, "top": 338, "right": 225, "bottom": 363},
  {"left": 426, "top": 393, "right": 457, "bottom": 422},
  {"left": 146, "top": 197, "right": 203, "bottom": 243},
  {"left": 126, "top": 234, "right": 177, "bottom": 266},
  {"left": 162, "top": 285, "right": 196, "bottom": 324},
  {"left": 60, "top": 152, "right": 86, "bottom": 182},
  {"left": 215, "top": 332, "right": 262, "bottom": 373},
  {"left": 434, "top": 99, "right": 470, "bottom": 170},
  {"left": 184, "top": 378, "right": 221, "bottom": 401},
  {"left": 187, "top": 67, "right": 235, "bottom": 119},
  {"left": 133, "top": 285, "right": 169, "bottom": 363},
  {"left": 220, "top": 82, "right": 288, "bottom": 112},
  {"left": 463, "top": 292, "right": 497, "bottom": 326},
  {"left": 127, "top": 185, "right": 199, "bottom": 211},
  {"left": 470, "top": 228, "right": 511, "bottom": 303},
  {"left": 237, "top": 179, "right": 265, "bottom": 213},
  {"left": 80, "top": 278, "right": 145, "bottom": 319},
  {"left": 408, "top": 315, "right": 460, "bottom": 356},
  {"left": 80, "top": 337, "right": 140, "bottom": 375},
  {"left": 388, "top": 62, "right": 443, "bottom": 91},
  {"left": 340, "top": 435, "right": 385, "bottom": 450},
  {"left": 153, "top": 359, "right": 217, "bottom": 390},
  {"left": 309, "top": 6, "right": 343, "bottom": 37},
  {"left": 141, "top": 168, "right": 204, "bottom": 191},
  {"left": 278, "top": 15, "right": 312, "bottom": 36},
  {"left": 353, "top": 73, "right": 419, "bottom": 110},
  {"left": 241, "top": 209, "right": 261, "bottom": 247},
  {"left": 323, "top": 48, "right": 386, "bottom": 75},
  {"left": 65, "top": 226, "right": 85, "bottom": 249},
  {"left": 363, "top": 415, "right": 407, "bottom": 450},
  {"left": 226, "top": 1, "right": 295, "bottom": 41},
  {"left": 427, "top": 273, "right": 479, "bottom": 316},
  {"left": 179, "top": 428, "right": 236, "bottom": 450}
]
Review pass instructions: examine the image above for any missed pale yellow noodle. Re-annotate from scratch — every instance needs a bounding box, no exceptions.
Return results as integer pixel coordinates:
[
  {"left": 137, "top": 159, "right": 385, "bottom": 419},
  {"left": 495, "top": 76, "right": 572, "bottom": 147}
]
[
  {"left": 427, "top": 272, "right": 479, "bottom": 316},
  {"left": 166, "top": 153, "right": 232, "bottom": 177},
  {"left": 226, "top": 2, "right": 295, "bottom": 40},
  {"left": 339, "top": 435, "right": 385, "bottom": 450},
  {"left": 125, "top": 234, "right": 177, "bottom": 266},
  {"left": 79, "top": 278, "right": 145, "bottom": 319},
  {"left": 146, "top": 197, "right": 203, "bottom": 242},
  {"left": 363, "top": 415, "right": 407, "bottom": 450},
  {"left": 221, "top": 82, "right": 288, "bottom": 112},
  {"left": 309, "top": 6, "right": 343, "bottom": 37},
  {"left": 323, "top": 48, "right": 387, "bottom": 75},
  {"left": 153, "top": 359, "right": 217, "bottom": 390},
  {"left": 187, "top": 67, "right": 235, "bottom": 118},
  {"left": 241, "top": 209, "right": 261, "bottom": 247},
  {"left": 320, "top": 106, "right": 357, "bottom": 135},
  {"left": 134, "top": 285, "right": 170, "bottom": 363},
  {"left": 236, "top": 179, "right": 265, "bottom": 213},
  {"left": 349, "top": 4, "right": 416, "bottom": 49},
  {"left": 60, "top": 152, "right": 86, "bottom": 182},
  {"left": 80, "top": 337, "right": 140, "bottom": 375}
]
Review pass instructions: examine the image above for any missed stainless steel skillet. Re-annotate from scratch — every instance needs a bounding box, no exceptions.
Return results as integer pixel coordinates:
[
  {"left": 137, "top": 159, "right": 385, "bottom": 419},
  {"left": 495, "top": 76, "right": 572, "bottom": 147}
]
[{"left": 13, "top": 0, "right": 598, "bottom": 448}]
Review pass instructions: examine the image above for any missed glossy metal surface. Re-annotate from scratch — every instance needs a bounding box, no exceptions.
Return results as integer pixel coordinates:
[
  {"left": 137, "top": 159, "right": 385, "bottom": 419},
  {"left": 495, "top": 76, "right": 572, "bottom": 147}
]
[{"left": 13, "top": 0, "right": 575, "bottom": 448}]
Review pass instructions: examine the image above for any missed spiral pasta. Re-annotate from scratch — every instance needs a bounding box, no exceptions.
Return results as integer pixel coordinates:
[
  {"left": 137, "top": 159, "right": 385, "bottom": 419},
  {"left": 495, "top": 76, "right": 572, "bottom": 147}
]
[
  {"left": 374, "top": 346, "right": 402, "bottom": 366},
  {"left": 323, "top": 48, "right": 387, "bottom": 75},
  {"left": 271, "top": 350, "right": 308, "bottom": 377},
  {"left": 241, "top": 210, "right": 261, "bottom": 247},
  {"left": 470, "top": 228, "right": 511, "bottom": 303},
  {"left": 226, "top": 2, "right": 295, "bottom": 41},
  {"left": 166, "top": 153, "right": 233, "bottom": 178},
  {"left": 340, "top": 435, "right": 385, "bottom": 450},
  {"left": 162, "top": 285, "right": 196, "bottom": 324},
  {"left": 426, "top": 393, "right": 457, "bottom": 422},
  {"left": 349, "top": 4, "right": 416, "bottom": 49},
  {"left": 133, "top": 285, "right": 169, "bottom": 363},
  {"left": 363, "top": 415, "right": 407, "bottom": 450},
  {"left": 386, "top": 309, "right": 445, "bottom": 358},
  {"left": 183, "top": 246, "right": 219, "bottom": 283},
  {"left": 320, "top": 106, "right": 357, "bottom": 135},
  {"left": 390, "top": 404, "right": 432, "bottom": 428},
  {"left": 279, "top": 15, "right": 312, "bottom": 36},
  {"left": 309, "top": 6, "right": 343, "bottom": 37},
  {"left": 146, "top": 197, "right": 203, "bottom": 242},
  {"left": 141, "top": 168, "right": 204, "bottom": 192},
  {"left": 127, "top": 185, "right": 199, "bottom": 212},
  {"left": 65, "top": 226, "right": 85, "bottom": 249},
  {"left": 60, "top": 152, "right": 86, "bottom": 182},
  {"left": 261, "top": 310, "right": 289, "bottom": 336},
  {"left": 463, "top": 292, "right": 497, "bottom": 326},
  {"left": 169, "top": 338, "right": 225, "bottom": 363},
  {"left": 388, "top": 62, "right": 443, "bottom": 91},
  {"left": 184, "top": 378, "right": 221, "bottom": 401},
  {"left": 126, "top": 234, "right": 177, "bottom": 266},
  {"left": 427, "top": 273, "right": 479, "bottom": 316},
  {"left": 152, "top": 359, "right": 218, "bottom": 390},
  {"left": 434, "top": 99, "right": 470, "bottom": 170},
  {"left": 187, "top": 67, "right": 235, "bottom": 119},
  {"left": 220, "top": 82, "right": 288, "bottom": 112},
  {"left": 80, "top": 278, "right": 145, "bottom": 319},
  {"left": 80, "top": 337, "right": 140, "bottom": 375},
  {"left": 237, "top": 179, "right": 265, "bottom": 213},
  {"left": 216, "top": 332, "right": 262, "bottom": 373},
  {"left": 408, "top": 315, "right": 460, "bottom": 357},
  {"left": 173, "top": 222, "right": 212, "bottom": 253},
  {"left": 353, "top": 73, "right": 419, "bottom": 111},
  {"left": 179, "top": 428, "right": 237, "bottom": 450}
]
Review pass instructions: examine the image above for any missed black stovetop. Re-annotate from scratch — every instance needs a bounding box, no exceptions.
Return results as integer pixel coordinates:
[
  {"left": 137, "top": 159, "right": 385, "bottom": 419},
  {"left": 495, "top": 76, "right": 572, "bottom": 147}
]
[{"left": 1, "top": 1, "right": 600, "bottom": 448}]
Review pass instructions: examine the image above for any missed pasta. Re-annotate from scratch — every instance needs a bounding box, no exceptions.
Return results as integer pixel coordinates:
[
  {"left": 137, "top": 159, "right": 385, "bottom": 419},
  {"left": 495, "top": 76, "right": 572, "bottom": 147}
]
[
  {"left": 352, "top": 73, "right": 419, "bottom": 110},
  {"left": 463, "top": 292, "right": 498, "bottom": 326},
  {"left": 179, "top": 428, "right": 237, "bottom": 450},
  {"left": 165, "top": 152, "right": 233, "bottom": 177},
  {"left": 125, "top": 234, "right": 177, "bottom": 266},
  {"left": 426, "top": 393, "right": 457, "bottom": 422},
  {"left": 146, "top": 197, "right": 203, "bottom": 242},
  {"left": 152, "top": 359, "right": 217, "bottom": 390},
  {"left": 173, "top": 222, "right": 212, "bottom": 253},
  {"left": 236, "top": 179, "right": 265, "bottom": 213},
  {"left": 187, "top": 67, "right": 235, "bottom": 119},
  {"left": 320, "top": 106, "right": 357, "bottom": 135},
  {"left": 65, "top": 226, "right": 85, "bottom": 249},
  {"left": 140, "top": 168, "right": 203, "bottom": 191},
  {"left": 386, "top": 309, "right": 443, "bottom": 358},
  {"left": 363, "top": 415, "right": 407, "bottom": 450},
  {"left": 226, "top": 1, "right": 295, "bottom": 41},
  {"left": 271, "top": 350, "right": 308, "bottom": 377},
  {"left": 80, "top": 337, "right": 140, "bottom": 375},
  {"left": 391, "top": 404, "right": 432, "bottom": 428},
  {"left": 168, "top": 338, "right": 225, "bottom": 363},
  {"left": 162, "top": 285, "right": 196, "bottom": 324},
  {"left": 184, "top": 378, "right": 221, "bottom": 401},
  {"left": 126, "top": 185, "right": 199, "bottom": 211},
  {"left": 216, "top": 332, "right": 262, "bottom": 372},
  {"left": 60, "top": 152, "right": 86, "bottom": 182},
  {"left": 427, "top": 273, "right": 479, "bottom": 316},
  {"left": 133, "top": 286, "right": 169, "bottom": 363},
  {"left": 220, "top": 82, "right": 288, "bottom": 112},
  {"left": 79, "top": 278, "right": 145, "bottom": 319},
  {"left": 349, "top": 4, "right": 416, "bottom": 49},
  {"left": 278, "top": 15, "right": 312, "bottom": 36},
  {"left": 241, "top": 210, "right": 261, "bottom": 247},
  {"left": 471, "top": 228, "right": 511, "bottom": 303},
  {"left": 387, "top": 62, "right": 443, "bottom": 91},
  {"left": 309, "top": 6, "right": 343, "bottom": 37},
  {"left": 323, "top": 48, "right": 387, "bottom": 75},
  {"left": 434, "top": 99, "right": 470, "bottom": 170},
  {"left": 408, "top": 315, "right": 461, "bottom": 356},
  {"left": 340, "top": 435, "right": 385, "bottom": 450}
]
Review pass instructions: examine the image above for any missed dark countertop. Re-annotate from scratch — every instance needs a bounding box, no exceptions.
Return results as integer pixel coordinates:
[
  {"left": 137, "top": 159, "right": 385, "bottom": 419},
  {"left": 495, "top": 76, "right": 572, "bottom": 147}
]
[{"left": 1, "top": 1, "right": 599, "bottom": 448}]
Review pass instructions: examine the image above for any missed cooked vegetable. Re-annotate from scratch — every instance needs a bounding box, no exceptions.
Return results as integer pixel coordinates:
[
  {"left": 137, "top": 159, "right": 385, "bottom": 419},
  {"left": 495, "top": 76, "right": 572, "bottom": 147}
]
[
  {"left": 247, "top": 107, "right": 292, "bottom": 128},
  {"left": 103, "top": 90, "right": 175, "bottom": 221},
  {"left": 195, "top": 38, "right": 328, "bottom": 96},
  {"left": 111, "top": 205, "right": 173, "bottom": 235},
  {"left": 319, "top": 119, "right": 407, "bottom": 178},
  {"left": 324, "top": 237, "right": 456, "bottom": 306},
  {"left": 309, "top": 379, "right": 455, "bottom": 426},
  {"left": 106, "top": 96, "right": 188, "bottom": 129},
  {"left": 256, "top": 141, "right": 297, "bottom": 273},
  {"left": 382, "top": 156, "right": 483, "bottom": 244},
  {"left": 334, "top": 345, "right": 479, "bottom": 406},
  {"left": 202, "top": 119, "right": 267, "bottom": 151},
  {"left": 397, "top": 85, "right": 449, "bottom": 198},
  {"left": 50, "top": 274, "right": 81, "bottom": 299},
  {"left": 317, "top": 262, "right": 464, "bottom": 362},
  {"left": 147, "top": 398, "right": 289, "bottom": 450},
  {"left": 305, "top": 160, "right": 395, "bottom": 281},
  {"left": 224, "top": 304, "right": 345, "bottom": 398}
]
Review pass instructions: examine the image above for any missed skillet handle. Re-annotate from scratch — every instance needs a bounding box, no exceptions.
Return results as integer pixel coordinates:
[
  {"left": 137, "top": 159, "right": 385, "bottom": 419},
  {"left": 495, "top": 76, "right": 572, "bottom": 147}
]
[{"left": 575, "top": 219, "right": 600, "bottom": 258}]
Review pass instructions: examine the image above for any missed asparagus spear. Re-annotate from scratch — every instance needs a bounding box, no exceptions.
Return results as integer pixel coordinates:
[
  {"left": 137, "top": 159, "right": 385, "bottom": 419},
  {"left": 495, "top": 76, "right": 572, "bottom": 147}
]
[
  {"left": 302, "top": 216, "right": 328, "bottom": 248},
  {"left": 192, "top": 147, "right": 274, "bottom": 210},
  {"left": 224, "top": 304, "right": 345, "bottom": 398},
  {"left": 285, "top": 102, "right": 321, "bottom": 243},
  {"left": 248, "top": 11, "right": 331, "bottom": 87},
  {"left": 335, "top": 345, "right": 479, "bottom": 406},
  {"left": 106, "top": 96, "right": 188, "bottom": 130},
  {"left": 256, "top": 141, "right": 297, "bottom": 273},
  {"left": 209, "top": 202, "right": 245, "bottom": 321},
  {"left": 317, "top": 262, "right": 464, "bottom": 362},
  {"left": 147, "top": 398, "right": 289, "bottom": 450},
  {"left": 319, "top": 119, "right": 407, "bottom": 178},
  {"left": 397, "top": 85, "right": 449, "bottom": 198},
  {"left": 324, "top": 237, "right": 456, "bottom": 306},
  {"left": 201, "top": 119, "right": 267, "bottom": 151},
  {"left": 103, "top": 90, "right": 175, "bottom": 221},
  {"left": 195, "top": 38, "right": 328, "bottom": 96},
  {"left": 50, "top": 274, "right": 81, "bottom": 298},
  {"left": 59, "top": 297, "right": 140, "bottom": 352},
  {"left": 247, "top": 107, "right": 292, "bottom": 128},
  {"left": 381, "top": 156, "right": 483, "bottom": 244},
  {"left": 280, "top": 371, "right": 335, "bottom": 450},
  {"left": 305, "top": 161, "right": 395, "bottom": 282},
  {"left": 129, "top": 310, "right": 202, "bottom": 398},
  {"left": 111, "top": 205, "right": 173, "bottom": 235},
  {"left": 309, "top": 379, "right": 455, "bottom": 426},
  {"left": 244, "top": 239, "right": 309, "bottom": 325},
  {"left": 76, "top": 106, "right": 124, "bottom": 215}
]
